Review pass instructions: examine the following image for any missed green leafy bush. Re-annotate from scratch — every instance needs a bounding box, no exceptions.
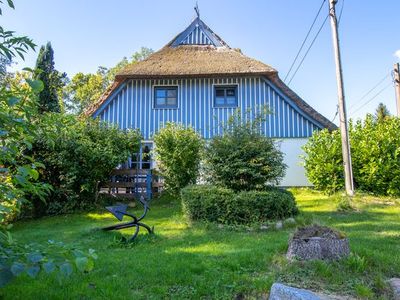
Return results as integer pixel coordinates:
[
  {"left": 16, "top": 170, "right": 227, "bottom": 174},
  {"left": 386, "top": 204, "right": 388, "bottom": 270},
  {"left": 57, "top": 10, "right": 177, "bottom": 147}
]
[
  {"left": 181, "top": 185, "right": 298, "bottom": 225},
  {"left": 26, "top": 114, "right": 141, "bottom": 216},
  {"left": 302, "top": 129, "right": 344, "bottom": 193},
  {"left": 303, "top": 115, "right": 400, "bottom": 196},
  {"left": 153, "top": 123, "right": 203, "bottom": 195},
  {"left": 204, "top": 109, "right": 286, "bottom": 192}
]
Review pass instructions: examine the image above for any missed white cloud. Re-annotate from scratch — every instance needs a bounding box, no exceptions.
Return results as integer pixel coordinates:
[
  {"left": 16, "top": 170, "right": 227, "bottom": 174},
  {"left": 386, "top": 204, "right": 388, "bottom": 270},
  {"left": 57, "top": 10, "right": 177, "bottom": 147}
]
[{"left": 395, "top": 49, "right": 400, "bottom": 59}]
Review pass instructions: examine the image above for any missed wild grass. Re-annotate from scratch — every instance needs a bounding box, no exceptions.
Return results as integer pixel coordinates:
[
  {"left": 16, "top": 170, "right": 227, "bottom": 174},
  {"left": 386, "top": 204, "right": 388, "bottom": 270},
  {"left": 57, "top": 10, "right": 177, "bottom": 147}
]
[{"left": 2, "top": 189, "right": 399, "bottom": 299}]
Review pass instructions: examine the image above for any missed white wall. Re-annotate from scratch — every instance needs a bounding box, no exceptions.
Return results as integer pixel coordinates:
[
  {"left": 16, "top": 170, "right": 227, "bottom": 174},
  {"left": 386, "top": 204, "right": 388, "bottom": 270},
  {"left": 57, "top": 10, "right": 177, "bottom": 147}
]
[{"left": 277, "top": 138, "right": 312, "bottom": 187}]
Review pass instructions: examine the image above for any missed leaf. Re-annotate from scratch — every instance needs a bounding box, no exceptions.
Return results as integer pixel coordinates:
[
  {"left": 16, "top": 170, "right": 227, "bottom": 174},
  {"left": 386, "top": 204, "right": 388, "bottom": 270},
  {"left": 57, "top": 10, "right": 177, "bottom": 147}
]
[
  {"left": 0, "top": 267, "right": 13, "bottom": 287},
  {"left": 59, "top": 262, "right": 73, "bottom": 277},
  {"left": 43, "top": 261, "right": 55, "bottom": 274},
  {"left": 7, "top": 0, "right": 15, "bottom": 9},
  {"left": 75, "top": 257, "right": 88, "bottom": 272},
  {"left": 72, "top": 249, "right": 85, "bottom": 258},
  {"left": 10, "top": 262, "right": 25, "bottom": 276},
  {"left": 26, "top": 265, "right": 40, "bottom": 278},
  {"left": 27, "top": 252, "right": 43, "bottom": 263},
  {"left": 7, "top": 96, "right": 20, "bottom": 106},
  {"left": 26, "top": 79, "right": 44, "bottom": 92}
]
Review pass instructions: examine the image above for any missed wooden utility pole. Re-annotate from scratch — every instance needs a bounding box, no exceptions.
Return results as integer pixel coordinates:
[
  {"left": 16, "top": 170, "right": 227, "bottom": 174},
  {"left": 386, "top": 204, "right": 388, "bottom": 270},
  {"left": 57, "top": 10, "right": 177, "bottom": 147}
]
[
  {"left": 394, "top": 63, "right": 400, "bottom": 117},
  {"left": 328, "top": 0, "right": 354, "bottom": 196}
]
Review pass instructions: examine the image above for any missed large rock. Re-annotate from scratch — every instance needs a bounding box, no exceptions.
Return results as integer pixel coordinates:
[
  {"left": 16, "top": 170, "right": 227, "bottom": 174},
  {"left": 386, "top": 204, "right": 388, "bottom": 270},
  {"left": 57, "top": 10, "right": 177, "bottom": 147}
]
[
  {"left": 389, "top": 278, "right": 400, "bottom": 300},
  {"left": 287, "top": 225, "right": 350, "bottom": 261},
  {"left": 269, "top": 283, "right": 324, "bottom": 300}
]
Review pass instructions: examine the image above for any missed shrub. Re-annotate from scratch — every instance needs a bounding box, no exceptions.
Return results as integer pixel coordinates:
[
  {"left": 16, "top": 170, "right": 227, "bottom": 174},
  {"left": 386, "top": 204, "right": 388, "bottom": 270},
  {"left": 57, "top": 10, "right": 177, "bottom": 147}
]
[
  {"left": 302, "top": 129, "right": 344, "bottom": 193},
  {"left": 303, "top": 115, "right": 400, "bottom": 196},
  {"left": 204, "top": 109, "right": 286, "bottom": 192},
  {"left": 181, "top": 185, "right": 298, "bottom": 225},
  {"left": 153, "top": 123, "right": 203, "bottom": 195},
  {"left": 26, "top": 114, "right": 141, "bottom": 216}
]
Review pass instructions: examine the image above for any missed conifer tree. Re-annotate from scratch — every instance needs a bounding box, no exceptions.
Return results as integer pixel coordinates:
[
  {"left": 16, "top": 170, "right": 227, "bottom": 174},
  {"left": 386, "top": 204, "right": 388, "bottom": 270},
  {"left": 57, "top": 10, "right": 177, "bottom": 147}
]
[{"left": 35, "top": 42, "right": 66, "bottom": 113}]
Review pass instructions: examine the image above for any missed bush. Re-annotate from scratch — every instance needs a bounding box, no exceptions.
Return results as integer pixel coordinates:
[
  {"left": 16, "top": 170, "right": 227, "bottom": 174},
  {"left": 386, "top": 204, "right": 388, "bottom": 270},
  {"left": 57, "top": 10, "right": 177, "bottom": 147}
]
[
  {"left": 26, "top": 114, "right": 141, "bottom": 216},
  {"left": 303, "top": 115, "right": 400, "bottom": 196},
  {"left": 153, "top": 123, "right": 203, "bottom": 195},
  {"left": 204, "top": 109, "right": 286, "bottom": 192},
  {"left": 181, "top": 185, "right": 298, "bottom": 225},
  {"left": 302, "top": 129, "right": 344, "bottom": 193}
]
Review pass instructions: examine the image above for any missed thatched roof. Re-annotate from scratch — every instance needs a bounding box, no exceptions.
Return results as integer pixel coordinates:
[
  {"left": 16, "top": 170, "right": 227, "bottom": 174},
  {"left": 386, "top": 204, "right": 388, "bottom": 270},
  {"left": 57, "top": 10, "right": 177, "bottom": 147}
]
[
  {"left": 115, "top": 45, "right": 276, "bottom": 80},
  {"left": 86, "top": 16, "right": 336, "bottom": 130}
]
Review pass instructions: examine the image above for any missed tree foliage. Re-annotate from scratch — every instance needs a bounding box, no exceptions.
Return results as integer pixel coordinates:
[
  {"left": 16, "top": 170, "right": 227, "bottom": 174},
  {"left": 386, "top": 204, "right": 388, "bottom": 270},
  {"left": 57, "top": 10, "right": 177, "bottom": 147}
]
[
  {"left": 375, "top": 102, "right": 390, "bottom": 123},
  {"left": 28, "top": 114, "right": 141, "bottom": 216},
  {"left": 204, "top": 109, "right": 286, "bottom": 192},
  {"left": 0, "top": 0, "right": 99, "bottom": 285},
  {"left": 153, "top": 123, "right": 203, "bottom": 195},
  {"left": 65, "top": 47, "right": 153, "bottom": 113},
  {"left": 34, "top": 42, "right": 67, "bottom": 113},
  {"left": 303, "top": 115, "right": 400, "bottom": 196}
]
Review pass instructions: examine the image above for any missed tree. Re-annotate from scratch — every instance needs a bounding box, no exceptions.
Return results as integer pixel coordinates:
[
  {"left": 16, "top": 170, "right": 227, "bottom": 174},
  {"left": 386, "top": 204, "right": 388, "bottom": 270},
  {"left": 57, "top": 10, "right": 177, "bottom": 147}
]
[
  {"left": 0, "top": 0, "right": 96, "bottom": 285},
  {"left": 34, "top": 42, "right": 66, "bottom": 113},
  {"left": 64, "top": 47, "right": 153, "bottom": 113},
  {"left": 375, "top": 102, "right": 390, "bottom": 123}
]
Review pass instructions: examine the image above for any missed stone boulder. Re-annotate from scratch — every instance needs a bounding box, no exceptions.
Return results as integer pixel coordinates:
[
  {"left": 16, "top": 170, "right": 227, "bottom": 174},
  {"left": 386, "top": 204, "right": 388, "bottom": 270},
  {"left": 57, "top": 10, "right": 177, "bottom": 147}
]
[
  {"left": 389, "top": 278, "right": 400, "bottom": 300},
  {"left": 269, "top": 283, "right": 324, "bottom": 300},
  {"left": 287, "top": 225, "right": 350, "bottom": 261}
]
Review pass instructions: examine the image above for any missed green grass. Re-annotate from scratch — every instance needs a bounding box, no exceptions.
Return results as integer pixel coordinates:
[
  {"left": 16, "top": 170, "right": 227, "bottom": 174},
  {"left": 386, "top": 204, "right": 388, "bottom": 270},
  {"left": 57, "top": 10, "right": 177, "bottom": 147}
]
[{"left": 2, "top": 189, "right": 400, "bottom": 299}]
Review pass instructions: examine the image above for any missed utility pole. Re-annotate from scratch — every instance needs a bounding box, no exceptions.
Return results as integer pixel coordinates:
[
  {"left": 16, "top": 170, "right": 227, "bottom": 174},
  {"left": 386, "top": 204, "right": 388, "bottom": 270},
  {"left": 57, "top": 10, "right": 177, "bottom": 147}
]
[
  {"left": 394, "top": 63, "right": 400, "bottom": 117},
  {"left": 328, "top": 0, "right": 354, "bottom": 196}
]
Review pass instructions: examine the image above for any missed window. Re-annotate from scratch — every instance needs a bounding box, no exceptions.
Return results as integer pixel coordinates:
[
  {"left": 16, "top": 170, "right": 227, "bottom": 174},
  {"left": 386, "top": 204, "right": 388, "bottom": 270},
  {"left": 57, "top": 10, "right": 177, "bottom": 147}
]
[
  {"left": 154, "top": 87, "right": 178, "bottom": 108},
  {"left": 214, "top": 86, "right": 238, "bottom": 107}
]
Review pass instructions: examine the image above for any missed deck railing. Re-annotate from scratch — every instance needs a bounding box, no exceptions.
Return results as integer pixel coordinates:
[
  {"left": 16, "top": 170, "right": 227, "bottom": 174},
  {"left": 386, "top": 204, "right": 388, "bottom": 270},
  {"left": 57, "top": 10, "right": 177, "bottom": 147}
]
[{"left": 99, "top": 169, "right": 164, "bottom": 199}]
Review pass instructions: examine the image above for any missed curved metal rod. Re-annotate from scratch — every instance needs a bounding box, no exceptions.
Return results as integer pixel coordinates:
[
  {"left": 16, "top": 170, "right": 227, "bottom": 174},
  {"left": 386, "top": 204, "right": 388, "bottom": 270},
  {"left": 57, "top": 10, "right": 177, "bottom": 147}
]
[
  {"left": 137, "top": 221, "right": 153, "bottom": 234},
  {"left": 129, "top": 225, "right": 140, "bottom": 242}
]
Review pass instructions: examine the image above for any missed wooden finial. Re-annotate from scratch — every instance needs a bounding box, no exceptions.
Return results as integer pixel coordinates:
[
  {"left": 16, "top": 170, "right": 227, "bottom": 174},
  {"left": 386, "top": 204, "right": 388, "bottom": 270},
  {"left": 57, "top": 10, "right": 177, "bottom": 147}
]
[{"left": 194, "top": 2, "right": 200, "bottom": 18}]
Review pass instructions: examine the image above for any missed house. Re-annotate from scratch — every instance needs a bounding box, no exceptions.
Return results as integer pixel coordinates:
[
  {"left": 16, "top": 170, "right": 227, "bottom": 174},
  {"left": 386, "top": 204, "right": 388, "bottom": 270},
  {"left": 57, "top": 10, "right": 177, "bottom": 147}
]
[{"left": 87, "top": 13, "right": 335, "bottom": 187}]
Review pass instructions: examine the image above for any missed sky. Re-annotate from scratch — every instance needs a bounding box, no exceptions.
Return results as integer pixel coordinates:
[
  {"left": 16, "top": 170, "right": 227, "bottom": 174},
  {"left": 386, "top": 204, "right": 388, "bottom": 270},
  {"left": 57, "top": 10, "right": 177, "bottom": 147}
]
[{"left": 3, "top": 0, "right": 400, "bottom": 123}]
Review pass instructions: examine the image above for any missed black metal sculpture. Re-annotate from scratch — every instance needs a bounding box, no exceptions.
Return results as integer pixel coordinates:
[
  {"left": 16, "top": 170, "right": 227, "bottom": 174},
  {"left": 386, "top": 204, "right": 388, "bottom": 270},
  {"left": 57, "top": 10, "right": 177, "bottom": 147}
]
[{"left": 102, "top": 196, "right": 153, "bottom": 241}]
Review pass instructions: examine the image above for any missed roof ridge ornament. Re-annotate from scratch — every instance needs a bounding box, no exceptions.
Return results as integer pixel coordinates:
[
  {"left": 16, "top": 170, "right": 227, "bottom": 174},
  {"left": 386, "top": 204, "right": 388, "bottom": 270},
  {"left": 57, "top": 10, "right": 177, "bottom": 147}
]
[{"left": 194, "top": 2, "right": 200, "bottom": 18}]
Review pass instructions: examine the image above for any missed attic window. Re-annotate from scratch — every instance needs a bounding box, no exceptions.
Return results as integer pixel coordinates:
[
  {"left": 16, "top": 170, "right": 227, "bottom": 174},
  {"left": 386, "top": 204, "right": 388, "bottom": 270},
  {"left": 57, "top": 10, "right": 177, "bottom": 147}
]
[
  {"left": 214, "top": 86, "right": 238, "bottom": 107},
  {"left": 154, "top": 87, "right": 178, "bottom": 108}
]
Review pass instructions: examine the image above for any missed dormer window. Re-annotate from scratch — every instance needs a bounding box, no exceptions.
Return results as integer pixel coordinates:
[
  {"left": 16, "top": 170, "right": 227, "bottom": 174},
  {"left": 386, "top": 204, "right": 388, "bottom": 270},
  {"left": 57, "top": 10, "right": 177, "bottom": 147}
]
[
  {"left": 214, "top": 86, "right": 238, "bottom": 107},
  {"left": 154, "top": 86, "right": 178, "bottom": 108}
]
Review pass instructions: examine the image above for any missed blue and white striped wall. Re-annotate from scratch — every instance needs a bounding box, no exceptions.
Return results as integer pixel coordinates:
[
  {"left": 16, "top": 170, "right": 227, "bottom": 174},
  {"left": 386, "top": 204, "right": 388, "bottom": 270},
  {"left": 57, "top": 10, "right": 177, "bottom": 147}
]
[{"left": 92, "top": 76, "right": 323, "bottom": 140}]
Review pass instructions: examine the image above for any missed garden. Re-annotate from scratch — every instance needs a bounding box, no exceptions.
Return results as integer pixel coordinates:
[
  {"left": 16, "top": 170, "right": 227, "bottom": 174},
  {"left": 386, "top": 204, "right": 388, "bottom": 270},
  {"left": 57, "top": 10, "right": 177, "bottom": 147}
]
[{"left": 2, "top": 1, "right": 400, "bottom": 299}]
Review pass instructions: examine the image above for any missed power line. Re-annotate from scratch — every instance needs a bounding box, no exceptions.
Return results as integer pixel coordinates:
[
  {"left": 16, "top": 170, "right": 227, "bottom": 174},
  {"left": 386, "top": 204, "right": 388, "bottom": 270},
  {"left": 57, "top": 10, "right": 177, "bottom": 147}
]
[
  {"left": 287, "top": 14, "right": 329, "bottom": 85},
  {"left": 338, "top": 0, "right": 345, "bottom": 25},
  {"left": 350, "top": 81, "right": 393, "bottom": 115},
  {"left": 348, "top": 73, "right": 391, "bottom": 111},
  {"left": 331, "top": 105, "right": 339, "bottom": 122},
  {"left": 283, "top": 0, "right": 327, "bottom": 82}
]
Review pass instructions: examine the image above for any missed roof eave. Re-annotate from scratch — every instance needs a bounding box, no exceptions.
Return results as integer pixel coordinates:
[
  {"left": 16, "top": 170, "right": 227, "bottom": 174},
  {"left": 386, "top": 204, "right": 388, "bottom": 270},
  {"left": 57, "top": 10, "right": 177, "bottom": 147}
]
[{"left": 115, "top": 71, "right": 277, "bottom": 80}]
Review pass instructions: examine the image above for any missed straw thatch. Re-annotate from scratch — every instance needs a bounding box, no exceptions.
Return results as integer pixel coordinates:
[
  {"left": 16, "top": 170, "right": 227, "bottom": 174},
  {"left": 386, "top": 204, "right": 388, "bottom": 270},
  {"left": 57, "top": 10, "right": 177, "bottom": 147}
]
[{"left": 115, "top": 45, "right": 276, "bottom": 79}]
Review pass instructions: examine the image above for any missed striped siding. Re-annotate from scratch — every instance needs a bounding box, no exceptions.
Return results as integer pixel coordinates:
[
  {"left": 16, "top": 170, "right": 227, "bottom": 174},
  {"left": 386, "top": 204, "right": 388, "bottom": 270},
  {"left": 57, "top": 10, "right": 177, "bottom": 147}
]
[
  {"left": 179, "top": 25, "right": 213, "bottom": 45},
  {"left": 94, "top": 77, "right": 322, "bottom": 139}
]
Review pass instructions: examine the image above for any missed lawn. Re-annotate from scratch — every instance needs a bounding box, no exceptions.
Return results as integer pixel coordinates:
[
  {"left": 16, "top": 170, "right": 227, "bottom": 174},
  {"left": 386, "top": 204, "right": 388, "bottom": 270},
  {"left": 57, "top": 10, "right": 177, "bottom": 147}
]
[{"left": 2, "top": 189, "right": 400, "bottom": 299}]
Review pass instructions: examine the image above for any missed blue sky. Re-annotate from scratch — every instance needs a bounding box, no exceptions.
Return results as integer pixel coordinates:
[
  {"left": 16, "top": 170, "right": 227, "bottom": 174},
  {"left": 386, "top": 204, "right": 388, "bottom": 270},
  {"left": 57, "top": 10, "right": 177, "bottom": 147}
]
[{"left": 3, "top": 0, "right": 400, "bottom": 122}]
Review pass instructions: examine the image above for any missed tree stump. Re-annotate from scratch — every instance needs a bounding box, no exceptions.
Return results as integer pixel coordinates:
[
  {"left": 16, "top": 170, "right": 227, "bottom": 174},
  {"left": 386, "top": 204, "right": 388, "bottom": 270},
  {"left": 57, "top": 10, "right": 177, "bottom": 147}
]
[{"left": 287, "top": 225, "right": 350, "bottom": 261}]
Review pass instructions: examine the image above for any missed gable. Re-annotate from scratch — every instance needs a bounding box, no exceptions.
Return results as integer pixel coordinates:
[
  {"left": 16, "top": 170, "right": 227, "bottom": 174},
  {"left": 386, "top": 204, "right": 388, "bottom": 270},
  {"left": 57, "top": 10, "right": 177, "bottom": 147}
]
[{"left": 170, "top": 17, "right": 227, "bottom": 47}]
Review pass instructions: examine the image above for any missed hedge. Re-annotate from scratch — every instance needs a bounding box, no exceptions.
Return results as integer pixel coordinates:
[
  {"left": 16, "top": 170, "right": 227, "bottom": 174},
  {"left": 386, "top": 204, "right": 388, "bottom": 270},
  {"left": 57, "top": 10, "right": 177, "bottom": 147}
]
[{"left": 181, "top": 185, "right": 298, "bottom": 225}]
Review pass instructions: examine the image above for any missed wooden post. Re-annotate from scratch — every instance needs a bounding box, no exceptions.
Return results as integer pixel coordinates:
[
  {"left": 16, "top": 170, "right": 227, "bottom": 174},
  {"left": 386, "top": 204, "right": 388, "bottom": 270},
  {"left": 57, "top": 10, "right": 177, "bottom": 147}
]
[
  {"left": 146, "top": 169, "right": 152, "bottom": 200},
  {"left": 329, "top": 0, "right": 355, "bottom": 196},
  {"left": 394, "top": 63, "right": 400, "bottom": 117}
]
